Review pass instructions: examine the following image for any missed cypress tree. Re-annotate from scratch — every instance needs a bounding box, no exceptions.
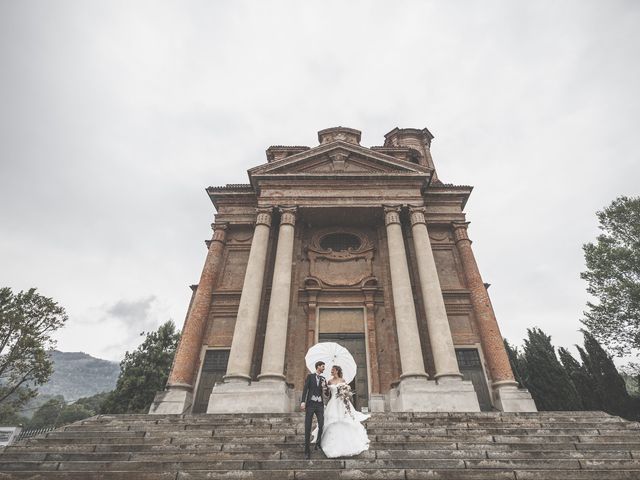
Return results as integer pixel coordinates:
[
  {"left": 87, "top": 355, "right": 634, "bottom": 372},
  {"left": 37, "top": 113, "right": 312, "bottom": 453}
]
[
  {"left": 558, "top": 347, "right": 601, "bottom": 410},
  {"left": 504, "top": 339, "right": 526, "bottom": 387},
  {"left": 522, "top": 328, "right": 582, "bottom": 411},
  {"left": 579, "top": 331, "right": 637, "bottom": 419}
]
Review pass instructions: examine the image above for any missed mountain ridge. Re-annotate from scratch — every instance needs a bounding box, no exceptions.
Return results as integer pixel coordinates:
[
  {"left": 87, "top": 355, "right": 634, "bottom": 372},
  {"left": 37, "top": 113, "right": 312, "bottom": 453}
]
[{"left": 39, "top": 350, "right": 120, "bottom": 401}]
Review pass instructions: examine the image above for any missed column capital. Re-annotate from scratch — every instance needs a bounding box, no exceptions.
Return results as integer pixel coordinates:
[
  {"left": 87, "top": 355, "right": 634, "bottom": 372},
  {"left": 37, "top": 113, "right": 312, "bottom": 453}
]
[
  {"left": 408, "top": 205, "right": 428, "bottom": 226},
  {"left": 279, "top": 206, "right": 297, "bottom": 226},
  {"left": 255, "top": 207, "right": 274, "bottom": 227},
  {"left": 383, "top": 205, "right": 402, "bottom": 226},
  {"left": 210, "top": 222, "right": 229, "bottom": 244},
  {"left": 452, "top": 222, "right": 471, "bottom": 243}
]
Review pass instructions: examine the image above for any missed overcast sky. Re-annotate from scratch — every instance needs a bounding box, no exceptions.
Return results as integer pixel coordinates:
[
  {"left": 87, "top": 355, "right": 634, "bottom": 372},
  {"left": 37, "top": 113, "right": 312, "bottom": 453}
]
[{"left": 1, "top": 1, "right": 638, "bottom": 364}]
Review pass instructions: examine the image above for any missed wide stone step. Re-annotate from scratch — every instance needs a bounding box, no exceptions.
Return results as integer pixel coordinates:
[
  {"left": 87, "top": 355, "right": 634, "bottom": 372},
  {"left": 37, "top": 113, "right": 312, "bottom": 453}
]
[
  {"left": 5, "top": 457, "right": 640, "bottom": 473},
  {"left": 21, "top": 437, "right": 640, "bottom": 452},
  {"left": 8, "top": 444, "right": 639, "bottom": 462},
  {"left": 32, "top": 432, "right": 557, "bottom": 445},
  {"left": 512, "top": 472, "right": 640, "bottom": 480},
  {"left": 20, "top": 435, "right": 640, "bottom": 453},
  {"left": 0, "top": 473, "right": 179, "bottom": 480},
  {"left": 0, "top": 451, "right": 284, "bottom": 462},
  {"left": 25, "top": 437, "right": 172, "bottom": 446},
  {"left": 2, "top": 471, "right": 640, "bottom": 480},
  {"left": 83, "top": 411, "right": 616, "bottom": 422},
  {"left": 43, "top": 427, "right": 640, "bottom": 444},
  {"left": 80, "top": 417, "right": 631, "bottom": 426},
  {"left": 61, "top": 425, "right": 639, "bottom": 437},
  {"left": 9, "top": 448, "right": 634, "bottom": 462},
  {"left": 370, "top": 427, "right": 602, "bottom": 435},
  {"left": 72, "top": 418, "right": 634, "bottom": 432},
  {"left": 1, "top": 472, "right": 640, "bottom": 480},
  {"left": 85, "top": 413, "right": 631, "bottom": 421}
]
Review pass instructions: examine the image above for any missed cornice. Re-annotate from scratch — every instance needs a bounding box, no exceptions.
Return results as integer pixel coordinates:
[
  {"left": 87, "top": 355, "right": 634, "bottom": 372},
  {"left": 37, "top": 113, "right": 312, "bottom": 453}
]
[
  {"left": 265, "top": 146, "right": 310, "bottom": 162},
  {"left": 430, "top": 183, "right": 474, "bottom": 190},
  {"left": 206, "top": 184, "right": 257, "bottom": 209},
  {"left": 207, "top": 183, "right": 253, "bottom": 192},
  {"left": 248, "top": 140, "right": 431, "bottom": 177},
  {"left": 424, "top": 183, "right": 473, "bottom": 210}
]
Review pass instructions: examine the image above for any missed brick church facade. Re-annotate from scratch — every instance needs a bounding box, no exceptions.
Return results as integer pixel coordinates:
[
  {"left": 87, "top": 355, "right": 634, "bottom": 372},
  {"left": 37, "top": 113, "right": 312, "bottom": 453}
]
[{"left": 150, "top": 126, "right": 536, "bottom": 415}]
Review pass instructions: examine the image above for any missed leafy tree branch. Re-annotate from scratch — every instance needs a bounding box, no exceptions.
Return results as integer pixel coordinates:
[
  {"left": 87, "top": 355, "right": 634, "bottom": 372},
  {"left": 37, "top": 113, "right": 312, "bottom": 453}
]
[{"left": 0, "top": 287, "right": 67, "bottom": 422}]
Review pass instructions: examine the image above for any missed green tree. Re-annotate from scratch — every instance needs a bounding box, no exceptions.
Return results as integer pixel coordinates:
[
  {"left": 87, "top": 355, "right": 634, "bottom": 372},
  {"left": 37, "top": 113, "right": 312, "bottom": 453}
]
[
  {"left": 0, "top": 404, "right": 29, "bottom": 426},
  {"left": 581, "top": 196, "right": 640, "bottom": 357},
  {"left": 56, "top": 403, "right": 94, "bottom": 425},
  {"left": 579, "top": 331, "right": 638, "bottom": 419},
  {"left": 74, "top": 391, "right": 110, "bottom": 413},
  {"left": 27, "top": 391, "right": 110, "bottom": 428},
  {"left": 558, "top": 346, "right": 600, "bottom": 410},
  {"left": 28, "top": 396, "right": 65, "bottom": 429},
  {"left": 504, "top": 339, "right": 526, "bottom": 387},
  {"left": 0, "top": 287, "right": 67, "bottom": 423},
  {"left": 101, "top": 321, "right": 179, "bottom": 414},
  {"left": 521, "top": 328, "right": 582, "bottom": 411}
]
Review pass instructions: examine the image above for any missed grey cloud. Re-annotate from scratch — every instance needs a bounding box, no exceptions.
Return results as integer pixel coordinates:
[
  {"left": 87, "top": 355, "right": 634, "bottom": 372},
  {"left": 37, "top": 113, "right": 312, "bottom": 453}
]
[
  {"left": 106, "top": 296, "right": 159, "bottom": 334},
  {"left": 56, "top": 296, "right": 173, "bottom": 361}
]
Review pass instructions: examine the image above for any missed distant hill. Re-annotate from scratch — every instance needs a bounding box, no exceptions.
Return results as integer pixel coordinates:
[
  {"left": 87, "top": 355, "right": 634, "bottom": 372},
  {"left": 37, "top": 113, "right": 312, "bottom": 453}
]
[
  {"left": 18, "top": 351, "right": 121, "bottom": 419},
  {"left": 38, "top": 350, "right": 120, "bottom": 401}
]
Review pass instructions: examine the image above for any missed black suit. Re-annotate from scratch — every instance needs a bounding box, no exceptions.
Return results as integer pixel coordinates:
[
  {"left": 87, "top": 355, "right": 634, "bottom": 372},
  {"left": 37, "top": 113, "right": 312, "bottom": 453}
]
[{"left": 301, "top": 373, "right": 328, "bottom": 454}]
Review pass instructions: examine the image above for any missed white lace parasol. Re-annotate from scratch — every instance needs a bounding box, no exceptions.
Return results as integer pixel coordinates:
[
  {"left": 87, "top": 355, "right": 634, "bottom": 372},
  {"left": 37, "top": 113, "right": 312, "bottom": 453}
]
[{"left": 305, "top": 342, "right": 357, "bottom": 384}]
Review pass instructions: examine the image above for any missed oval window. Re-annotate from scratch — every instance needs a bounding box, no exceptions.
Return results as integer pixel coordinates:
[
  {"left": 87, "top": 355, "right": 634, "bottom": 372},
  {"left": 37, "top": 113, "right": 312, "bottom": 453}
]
[{"left": 320, "top": 233, "right": 361, "bottom": 252}]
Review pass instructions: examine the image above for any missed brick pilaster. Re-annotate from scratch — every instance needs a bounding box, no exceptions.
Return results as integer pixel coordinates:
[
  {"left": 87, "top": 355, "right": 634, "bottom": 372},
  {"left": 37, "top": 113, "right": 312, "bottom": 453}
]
[
  {"left": 167, "top": 222, "right": 228, "bottom": 389},
  {"left": 452, "top": 222, "right": 516, "bottom": 386}
]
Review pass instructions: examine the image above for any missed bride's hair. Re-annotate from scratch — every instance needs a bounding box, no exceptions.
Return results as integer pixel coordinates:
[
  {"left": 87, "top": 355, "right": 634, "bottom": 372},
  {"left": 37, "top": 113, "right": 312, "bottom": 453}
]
[{"left": 333, "top": 365, "right": 343, "bottom": 378}]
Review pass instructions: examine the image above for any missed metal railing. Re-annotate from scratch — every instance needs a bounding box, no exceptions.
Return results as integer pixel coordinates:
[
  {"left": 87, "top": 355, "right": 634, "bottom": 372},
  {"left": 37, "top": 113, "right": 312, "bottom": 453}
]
[{"left": 15, "top": 426, "right": 57, "bottom": 441}]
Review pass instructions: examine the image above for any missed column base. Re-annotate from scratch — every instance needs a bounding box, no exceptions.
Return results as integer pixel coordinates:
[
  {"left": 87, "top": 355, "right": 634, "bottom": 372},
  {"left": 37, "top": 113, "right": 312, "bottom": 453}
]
[
  {"left": 148, "top": 385, "right": 193, "bottom": 414},
  {"left": 207, "top": 380, "right": 294, "bottom": 414},
  {"left": 492, "top": 382, "right": 537, "bottom": 412},
  {"left": 390, "top": 377, "right": 481, "bottom": 412},
  {"left": 368, "top": 394, "right": 386, "bottom": 413}
]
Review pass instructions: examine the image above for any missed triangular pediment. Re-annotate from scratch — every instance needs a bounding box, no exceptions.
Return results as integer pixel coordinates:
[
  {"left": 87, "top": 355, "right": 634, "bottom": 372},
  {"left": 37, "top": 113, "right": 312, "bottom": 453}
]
[{"left": 249, "top": 141, "right": 430, "bottom": 178}]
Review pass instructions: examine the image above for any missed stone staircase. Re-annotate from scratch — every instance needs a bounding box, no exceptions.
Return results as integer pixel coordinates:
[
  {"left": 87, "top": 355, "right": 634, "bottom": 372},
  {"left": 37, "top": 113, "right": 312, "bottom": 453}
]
[{"left": 1, "top": 411, "right": 640, "bottom": 479}]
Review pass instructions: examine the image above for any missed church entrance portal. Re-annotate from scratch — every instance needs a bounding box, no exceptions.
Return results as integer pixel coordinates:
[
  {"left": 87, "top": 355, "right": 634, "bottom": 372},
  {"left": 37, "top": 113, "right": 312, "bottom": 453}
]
[
  {"left": 192, "top": 350, "right": 229, "bottom": 414},
  {"left": 456, "top": 348, "right": 492, "bottom": 411},
  {"left": 319, "top": 333, "right": 369, "bottom": 410},
  {"left": 317, "top": 307, "right": 369, "bottom": 410}
]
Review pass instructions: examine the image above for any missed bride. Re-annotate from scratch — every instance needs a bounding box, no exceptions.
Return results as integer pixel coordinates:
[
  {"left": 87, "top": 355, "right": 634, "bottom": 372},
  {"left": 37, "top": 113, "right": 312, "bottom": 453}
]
[{"left": 312, "top": 365, "right": 370, "bottom": 458}]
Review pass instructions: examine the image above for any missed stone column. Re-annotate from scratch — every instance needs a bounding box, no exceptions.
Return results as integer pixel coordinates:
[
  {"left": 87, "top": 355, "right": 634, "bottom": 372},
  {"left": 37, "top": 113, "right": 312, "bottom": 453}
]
[
  {"left": 385, "top": 206, "right": 480, "bottom": 412},
  {"left": 149, "top": 222, "right": 228, "bottom": 414},
  {"left": 223, "top": 207, "right": 273, "bottom": 383},
  {"left": 208, "top": 207, "right": 298, "bottom": 413},
  {"left": 383, "top": 206, "right": 429, "bottom": 380},
  {"left": 452, "top": 222, "right": 537, "bottom": 412},
  {"left": 258, "top": 207, "right": 297, "bottom": 381},
  {"left": 408, "top": 206, "right": 462, "bottom": 380}
]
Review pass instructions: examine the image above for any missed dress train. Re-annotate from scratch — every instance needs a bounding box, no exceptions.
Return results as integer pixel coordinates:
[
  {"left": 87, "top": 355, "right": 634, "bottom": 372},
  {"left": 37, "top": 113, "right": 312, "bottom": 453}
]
[{"left": 311, "top": 383, "right": 370, "bottom": 458}]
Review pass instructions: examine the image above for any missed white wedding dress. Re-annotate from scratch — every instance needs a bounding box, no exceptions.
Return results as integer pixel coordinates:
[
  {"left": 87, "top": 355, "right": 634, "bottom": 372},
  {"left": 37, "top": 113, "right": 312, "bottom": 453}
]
[{"left": 311, "top": 383, "right": 370, "bottom": 458}]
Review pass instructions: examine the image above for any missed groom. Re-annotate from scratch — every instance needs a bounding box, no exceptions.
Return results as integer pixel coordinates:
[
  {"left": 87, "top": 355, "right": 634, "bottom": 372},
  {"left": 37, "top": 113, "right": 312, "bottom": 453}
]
[{"left": 301, "top": 360, "right": 328, "bottom": 459}]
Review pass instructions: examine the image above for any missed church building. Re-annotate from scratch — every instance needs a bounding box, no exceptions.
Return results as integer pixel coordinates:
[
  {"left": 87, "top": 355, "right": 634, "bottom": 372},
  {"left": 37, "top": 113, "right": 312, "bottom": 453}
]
[{"left": 150, "top": 126, "right": 536, "bottom": 415}]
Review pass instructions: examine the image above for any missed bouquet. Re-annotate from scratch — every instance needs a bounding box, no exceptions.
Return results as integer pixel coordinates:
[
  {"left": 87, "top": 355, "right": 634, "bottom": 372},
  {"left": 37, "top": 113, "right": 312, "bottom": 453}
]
[{"left": 336, "top": 383, "right": 354, "bottom": 417}]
